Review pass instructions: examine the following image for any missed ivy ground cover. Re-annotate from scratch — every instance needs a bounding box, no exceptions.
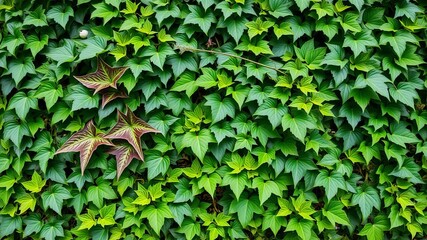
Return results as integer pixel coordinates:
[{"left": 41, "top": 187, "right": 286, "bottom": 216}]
[{"left": 0, "top": 0, "right": 427, "bottom": 239}]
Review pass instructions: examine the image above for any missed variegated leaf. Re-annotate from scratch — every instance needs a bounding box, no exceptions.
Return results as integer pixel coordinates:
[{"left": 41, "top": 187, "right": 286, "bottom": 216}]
[
  {"left": 108, "top": 142, "right": 140, "bottom": 179},
  {"left": 104, "top": 107, "right": 160, "bottom": 161},
  {"left": 55, "top": 120, "right": 113, "bottom": 173},
  {"left": 101, "top": 90, "right": 127, "bottom": 109},
  {"left": 74, "top": 58, "right": 129, "bottom": 94}
]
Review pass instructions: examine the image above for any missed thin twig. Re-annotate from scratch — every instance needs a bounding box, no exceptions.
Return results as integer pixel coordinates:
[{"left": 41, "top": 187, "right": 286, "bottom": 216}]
[{"left": 175, "top": 45, "right": 287, "bottom": 76}]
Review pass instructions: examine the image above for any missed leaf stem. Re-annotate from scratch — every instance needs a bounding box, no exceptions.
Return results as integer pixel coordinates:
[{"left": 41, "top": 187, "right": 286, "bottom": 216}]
[{"left": 175, "top": 45, "right": 287, "bottom": 76}]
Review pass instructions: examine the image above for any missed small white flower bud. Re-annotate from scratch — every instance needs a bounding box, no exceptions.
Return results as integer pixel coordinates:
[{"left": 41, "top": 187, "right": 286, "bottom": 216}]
[{"left": 79, "top": 30, "right": 88, "bottom": 38}]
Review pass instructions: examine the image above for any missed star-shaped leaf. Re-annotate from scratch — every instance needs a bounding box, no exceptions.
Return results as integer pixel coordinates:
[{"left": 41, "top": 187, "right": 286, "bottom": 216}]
[
  {"left": 108, "top": 142, "right": 140, "bottom": 179},
  {"left": 104, "top": 107, "right": 160, "bottom": 161},
  {"left": 55, "top": 120, "right": 113, "bottom": 173},
  {"left": 74, "top": 58, "right": 128, "bottom": 94},
  {"left": 101, "top": 90, "right": 127, "bottom": 109}
]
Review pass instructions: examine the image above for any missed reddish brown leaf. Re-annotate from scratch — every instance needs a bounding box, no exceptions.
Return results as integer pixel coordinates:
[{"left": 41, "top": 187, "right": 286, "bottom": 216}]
[
  {"left": 55, "top": 120, "right": 113, "bottom": 174},
  {"left": 74, "top": 58, "right": 129, "bottom": 94},
  {"left": 104, "top": 107, "right": 160, "bottom": 160},
  {"left": 108, "top": 142, "right": 140, "bottom": 179},
  {"left": 101, "top": 90, "right": 128, "bottom": 109}
]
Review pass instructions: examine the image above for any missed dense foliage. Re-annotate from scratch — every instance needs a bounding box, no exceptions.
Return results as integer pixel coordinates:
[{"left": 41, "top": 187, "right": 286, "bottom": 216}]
[{"left": 1, "top": 0, "right": 427, "bottom": 239}]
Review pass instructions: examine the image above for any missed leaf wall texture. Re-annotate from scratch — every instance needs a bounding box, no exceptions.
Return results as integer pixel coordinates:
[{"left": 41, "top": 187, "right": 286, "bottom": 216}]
[{"left": 0, "top": 0, "right": 426, "bottom": 239}]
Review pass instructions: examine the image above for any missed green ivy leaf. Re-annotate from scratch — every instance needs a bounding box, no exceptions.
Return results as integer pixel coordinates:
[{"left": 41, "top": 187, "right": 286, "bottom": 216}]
[
  {"left": 354, "top": 71, "right": 389, "bottom": 103},
  {"left": 21, "top": 171, "right": 46, "bottom": 193},
  {"left": 406, "top": 222, "right": 423, "bottom": 239},
  {"left": 233, "top": 133, "right": 256, "bottom": 151},
  {"left": 395, "top": 44, "right": 424, "bottom": 69},
  {"left": 311, "top": 1, "right": 334, "bottom": 19},
  {"left": 285, "top": 218, "right": 313, "bottom": 240},
  {"left": 23, "top": 6, "right": 48, "bottom": 27},
  {"left": 395, "top": 0, "right": 423, "bottom": 21},
  {"left": 183, "top": 5, "right": 216, "bottom": 35},
  {"left": 171, "top": 71, "right": 199, "bottom": 97},
  {"left": 339, "top": 101, "right": 362, "bottom": 130},
  {"left": 144, "top": 150, "right": 170, "bottom": 181},
  {"left": 141, "top": 203, "right": 174, "bottom": 235},
  {"left": 8, "top": 91, "right": 38, "bottom": 120},
  {"left": 284, "top": 156, "right": 317, "bottom": 186},
  {"left": 176, "top": 219, "right": 201, "bottom": 240},
  {"left": 379, "top": 31, "right": 418, "bottom": 58},
  {"left": 316, "top": 17, "right": 339, "bottom": 41},
  {"left": 23, "top": 214, "right": 43, "bottom": 238},
  {"left": 323, "top": 200, "right": 351, "bottom": 226},
  {"left": 389, "top": 82, "right": 418, "bottom": 108},
  {"left": 222, "top": 171, "right": 249, "bottom": 200},
  {"left": 183, "top": 129, "right": 216, "bottom": 160},
  {"left": 15, "top": 193, "right": 36, "bottom": 214},
  {"left": 215, "top": 1, "right": 240, "bottom": 20},
  {"left": 197, "top": 173, "right": 222, "bottom": 197},
  {"left": 3, "top": 115, "right": 32, "bottom": 147},
  {"left": 64, "top": 84, "right": 100, "bottom": 111},
  {"left": 222, "top": 16, "right": 248, "bottom": 43},
  {"left": 25, "top": 34, "right": 48, "bottom": 57},
  {"left": 351, "top": 185, "right": 381, "bottom": 221},
  {"left": 246, "top": 18, "right": 274, "bottom": 39},
  {"left": 359, "top": 215, "right": 389, "bottom": 240},
  {"left": 387, "top": 122, "right": 420, "bottom": 148},
  {"left": 0, "top": 29, "right": 26, "bottom": 55},
  {"left": 339, "top": 12, "right": 362, "bottom": 33},
  {"left": 322, "top": 43, "right": 348, "bottom": 69},
  {"left": 205, "top": 93, "right": 236, "bottom": 124},
  {"left": 41, "top": 184, "right": 72, "bottom": 215},
  {"left": 236, "top": 36, "right": 273, "bottom": 55},
  {"left": 98, "top": 204, "right": 116, "bottom": 227},
  {"left": 34, "top": 81, "right": 63, "bottom": 110},
  {"left": 78, "top": 209, "right": 97, "bottom": 230},
  {"left": 196, "top": 0, "right": 215, "bottom": 9},
  {"left": 389, "top": 204, "right": 404, "bottom": 229},
  {"left": 281, "top": 110, "right": 316, "bottom": 142},
  {"left": 273, "top": 22, "right": 293, "bottom": 38},
  {"left": 315, "top": 170, "right": 346, "bottom": 201},
  {"left": 40, "top": 220, "right": 64, "bottom": 240},
  {"left": 46, "top": 5, "right": 74, "bottom": 29},
  {"left": 292, "top": 194, "right": 316, "bottom": 220},
  {"left": 252, "top": 177, "right": 281, "bottom": 205},
  {"left": 294, "top": 0, "right": 311, "bottom": 12},
  {"left": 0, "top": 216, "right": 22, "bottom": 238},
  {"left": 87, "top": 178, "right": 118, "bottom": 208},
  {"left": 349, "top": 0, "right": 364, "bottom": 11},
  {"left": 145, "top": 43, "right": 175, "bottom": 70},
  {"left": 390, "top": 158, "right": 423, "bottom": 184},
  {"left": 269, "top": 0, "right": 293, "bottom": 18},
  {"left": 262, "top": 210, "right": 286, "bottom": 236},
  {"left": 91, "top": 2, "right": 119, "bottom": 24},
  {"left": 343, "top": 30, "right": 377, "bottom": 57},
  {"left": 78, "top": 36, "right": 108, "bottom": 61},
  {"left": 229, "top": 194, "right": 263, "bottom": 227},
  {"left": 167, "top": 53, "right": 198, "bottom": 77},
  {"left": 5, "top": 57, "right": 36, "bottom": 85}
]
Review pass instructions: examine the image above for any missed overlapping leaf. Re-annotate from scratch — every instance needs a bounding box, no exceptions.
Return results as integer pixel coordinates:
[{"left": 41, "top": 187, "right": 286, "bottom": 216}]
[
  {"left": 101, "top": 90, "right": 127, "bottom": 109},
  {"left": 0, "top": 0, "right": 426, "bottom": 239},
  {"left": 104, "top": 107, "right": 160, "bottom": 161},
  {"left": 108, "top": 142, "right": 140, "bottom": 179}
]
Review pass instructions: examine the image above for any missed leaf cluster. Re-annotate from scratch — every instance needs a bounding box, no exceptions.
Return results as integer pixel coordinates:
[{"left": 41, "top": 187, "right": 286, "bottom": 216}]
[{"left": 0, "top": 0, "right": 427, "bottom": 239}]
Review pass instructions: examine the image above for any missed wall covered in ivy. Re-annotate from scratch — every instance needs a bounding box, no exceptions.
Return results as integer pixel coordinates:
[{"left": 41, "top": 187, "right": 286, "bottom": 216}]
[{"left": 0, "top": 0, "right": 427, "bottom": 239}]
